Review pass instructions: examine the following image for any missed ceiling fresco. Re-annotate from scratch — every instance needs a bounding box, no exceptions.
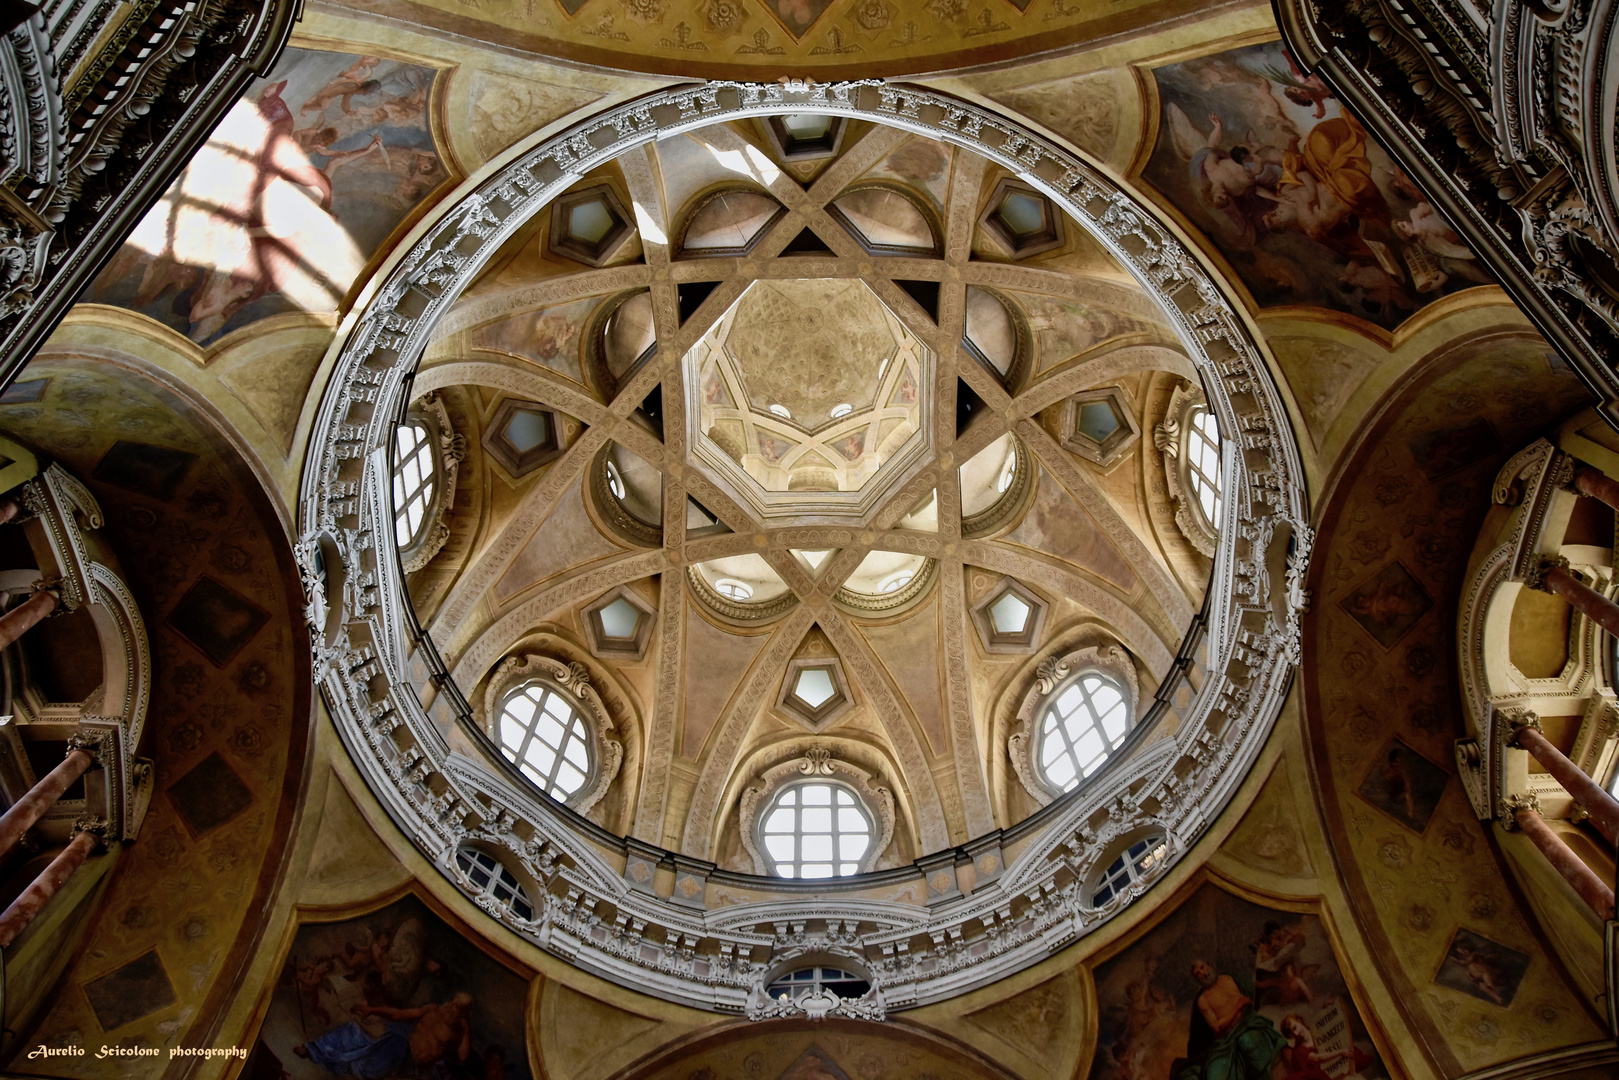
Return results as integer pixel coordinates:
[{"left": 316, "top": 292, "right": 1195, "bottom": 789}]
[
  {"left": 84, "top": 48, "right": 451, "bottom": 346},
  {"left": 337, "top": 0, "right": 1220, "bottom": 80},
  {"left": 1140, "top": 41, "right": 1492, "bottom": 329}
]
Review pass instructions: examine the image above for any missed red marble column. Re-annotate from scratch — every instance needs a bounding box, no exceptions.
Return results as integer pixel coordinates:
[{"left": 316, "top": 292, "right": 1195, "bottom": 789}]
[
  {"left": 1515, "top": 806, "right": 1616, "bottom": 919},
  {"left": 0, "top": 748, "right": 94, "bottom": 860},
  {"left": 0, "top": 828, "right": 99, "bottom": 949},
  {"left": 0, "top": 590, "right": 55, "bottom": 651},
  {"left": 1513, "top": 725, "right": 1619, "bottom": 845},
  {"left": 1570, "top": 464, "right": 1619, "bottom": 512},
  {"left": 1534, "top": 563, "right": 1619, "bottom": 639}
]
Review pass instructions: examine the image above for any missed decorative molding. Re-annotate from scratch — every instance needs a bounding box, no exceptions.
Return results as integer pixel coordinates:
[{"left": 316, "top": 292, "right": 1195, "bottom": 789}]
[
  {"left": 1008, "top": 644, "right": 1140, "bottom": 806},
  {"left": 738, "top": 749, "right": 895, "bottom": 876},
  {"left": 295, "top": 82, "right": 1309, "bottom": 1016},
  {"left": 480, "top": 654, "right": 624, "bottom": 816}
]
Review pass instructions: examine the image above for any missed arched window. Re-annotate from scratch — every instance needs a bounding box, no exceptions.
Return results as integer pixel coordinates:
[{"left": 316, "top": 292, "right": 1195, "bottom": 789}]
[
  {"left": 1185, "top": 404, "right": 1223, "bottom": 530},
  {"left": 759, "top": 780, "right": 873, "bottom": 879},
  {"left": 767, "top": 966, "right": 871, "bottom": 1001},
  {"left": 392, "top": 419, "right": 437, "bottom": 548},
  {"left": 1038, "top": 670, "right": 1131, "bottom": 792},
  {"left": 455, "top": 846, "right": 535, "bottom": 920},
  {"left": 495, "top": 681, "right": 594, "bottom": 801},
  {"left": 1090, "top": 834, "right": 1168, "bottom": 907}
]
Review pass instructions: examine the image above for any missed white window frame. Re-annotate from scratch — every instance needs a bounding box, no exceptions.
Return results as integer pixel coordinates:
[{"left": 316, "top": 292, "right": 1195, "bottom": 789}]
[
  {"left": 1087, "top": 832, "right": 1169, "bottom": 908},
  {"left": 1008, "top": 644, "right": 1140, "bottom": 806},
  {"left": 755, "top": 778, "right": 876, "bottom": 879},
  {"left": 391, "top": 396, "right": 462, "bottom": 573},
  {"left": 480, "top": 653, "right": 623, "bottom": 816},
  {"left": 738, "top": 751, "right": 895, "bottom": 876},
  {"left": 1154, "top": 383, "right": 1222, "bottom": 557},
  {"left": 454, "top": 845, "right": 536, "bottom": 921}
]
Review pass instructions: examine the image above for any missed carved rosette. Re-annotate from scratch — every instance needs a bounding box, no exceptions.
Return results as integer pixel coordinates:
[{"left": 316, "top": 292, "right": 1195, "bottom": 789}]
[{"left": 296, "top": 82, "right": 1310, "bottom": 1015}]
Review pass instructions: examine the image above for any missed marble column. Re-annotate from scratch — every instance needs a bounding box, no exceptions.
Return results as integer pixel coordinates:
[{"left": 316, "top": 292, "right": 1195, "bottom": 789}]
[
  {"left": 1569, "top": 463, "right": 1619, "bottom": 513},
  {"left": 1527, "top": 559, "right": 1619, "bottom": 639},
  {"left": 0, "top": 590, "right": 56, "bottom": 651},
  {"left": 0, "top": 746, "right": 95, "bottom": 860},
  {"left": 1512, "top": 724, "right": 1619, "bottom": 844},
  {"left": 0, "top": 826, "right": 101, "bottom": 949},
  {"left": 1514, "top": 804, "right": 1615, "bottom": 919}
]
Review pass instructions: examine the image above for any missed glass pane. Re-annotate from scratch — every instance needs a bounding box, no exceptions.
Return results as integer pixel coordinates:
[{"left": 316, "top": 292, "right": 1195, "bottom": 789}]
[
  {"left": 799, "top": 863, "right": 833, "bottom": 879},
  {"left": 998, "top": 192, "right": 1045, "bottom": 236},
  {"left": 840, "top": 833, "right": 869, "bottom": 860},
  {"left": 801, "top": 834, "right": 834, "bottom": 861},
  {"left": 525, "top": 742, "right": 557, "bottom": 776},
  {"left": 569, "top": 199, "right": 616, "bottom": 244},
  {"left": 794, "top": 668, "right": 836, "bottom": 708},
  {"left": 1045, "top": 755, "right": 1076, "bottom": 789},
  {"left": 782, "top": 114, "right": 834, "bottom": 138},
  {"left": 765, "top": 835, "right": 795, "bottom": 861},
  {"left": 504, "top": 695, "right": 537, "bottom": 723},
  {"left": 989, "top": 592, "right": 1031, "bottom": 634},
  {"left": 503, "top": 409, "right": 552, "bottom": 453},
  {"left": 800, "top": 785, "right": 832, "bottom": 806},
  {"left": 801, "top": 807, "right": 832, "bottom": 833},
  {"left": 1056, "top": 685, "right": 1083, "bottom": 717},
  {"left": 598, "top": 597, "right": 640, "bottom": 639},
  {"left": 764, "top": 807, "right": 796, "bottom": 833},
  {"left": 1077, "top": 401, "right": 1121, "bottom": 442},
  {"left": 838, "top": 807, "right": 866, "bottom": 832}
]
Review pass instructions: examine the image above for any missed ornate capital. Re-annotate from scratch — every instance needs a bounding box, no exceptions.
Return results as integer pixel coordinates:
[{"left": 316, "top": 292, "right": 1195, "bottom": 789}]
[
  {"left": 72, "top": 817, "right": 111, "bottom": 850},
  {"left": 1499, "top": 707, "right": 1544, "bottom": 746},
  {"left": 1522, "top": 555, "right": 1571, "bottom": 593},
  {"left": 1503, "top": 791, "right": 1542, "bottom": 825},
  {"left": 65, "top": 730, "right": 111, "bottom": 767}
]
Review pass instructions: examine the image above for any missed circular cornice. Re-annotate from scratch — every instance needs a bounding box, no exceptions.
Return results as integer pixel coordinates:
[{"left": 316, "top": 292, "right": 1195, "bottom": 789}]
[{"left": 296, "top": 81, "right": 1310, "bottom": 1019}]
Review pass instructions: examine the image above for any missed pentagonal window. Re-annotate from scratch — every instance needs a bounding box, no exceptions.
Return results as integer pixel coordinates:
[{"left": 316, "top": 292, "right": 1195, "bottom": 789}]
[
  {"left": 455, "top": 846, "right": 535, "bottom": 920},
  {"left": 776, "top": 656, "right": 854, "bottom": 732},
  {"left": 759, "top": 780, "right": 874, "bottom": 878},
  {"left": 1060, "top": 387, "right": 1141, "bottom": 468},
  {"left": 794, "top": 666, "right": 836, "bottom": 707},
  {"left": 979, "top": 177, "right": 1065, "bottom": 258},
  {"left": 1089, "top": 834, "right": 1168, "bottom": 907},
  {"left": 495, "top": 680, "right": 595, "bottom": 801},
  {"left": 990, "top": 592, "right": 1031, "bottom": 634},
  {"left": 583, "top": 585, "right": 657, "bottom": 660},
  {"left": 483, "top": 398, "right": 565, "bottom": 477},
  {"left": 763, "top": 114, "right": 846, "bottom": 160},
  {"left": 1038, "top": 670, "right": 1131, "bottom": 792},
  {"left": 549, "top": 184, "right": 634, "bottom": 267},
  {"left": 970, "top": 576, "right": 1048, "bottom": 653}
]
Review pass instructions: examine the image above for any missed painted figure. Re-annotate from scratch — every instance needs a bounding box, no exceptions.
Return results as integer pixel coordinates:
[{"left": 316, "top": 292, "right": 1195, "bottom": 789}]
[{"left": 1174, "top": 960, "right": 1287, "bottom": 1080}]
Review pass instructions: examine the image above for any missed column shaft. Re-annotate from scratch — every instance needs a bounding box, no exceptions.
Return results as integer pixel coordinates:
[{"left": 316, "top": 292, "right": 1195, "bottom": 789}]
[
  {"left": 0, "top": 590, "right": 56, "bottom": 651},
  {"left": 1571, "top": 465, "right": 1619, "bottom": 513},
  {"left": 1541, "top": 566, "right": 1619, "bottom": 639},
  {"left": 1514, "top": 726, "right": 1619, "bottom": 844},
  {"left": 0, "top": 748, "right": 93, "bottom": 860},
  {"left": 0, "top": 829, "right": 98, "bottom": 949},
  {"left": 1515, "top": 807, "right": 1616, "bottom": 919}
]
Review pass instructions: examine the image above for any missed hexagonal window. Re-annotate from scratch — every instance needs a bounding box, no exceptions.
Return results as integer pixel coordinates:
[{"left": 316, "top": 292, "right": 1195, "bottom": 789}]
[
  {"left": 970, "top": 576, "right": 1048, "bottom": 653},
  {"left": 763, "top": 114, "right": 846, "bottom": 160},
  {"left": 979, "top": 177, "right": 1065, "bottom": 258},
  {"left": 549, "top": 184, "right": 634, "bottom": 267},
  {"left": 583, "top": 585, "right": 657, "bottom": 660},
  {"left": 1060, "top": 387, "right": 1141, "bottom": 468},
  {"left": 483, "top": 398, "right": 565, "bottom": 477},
  {"left": 776, "top": 655, "right": 854, "bottom": 732}
]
